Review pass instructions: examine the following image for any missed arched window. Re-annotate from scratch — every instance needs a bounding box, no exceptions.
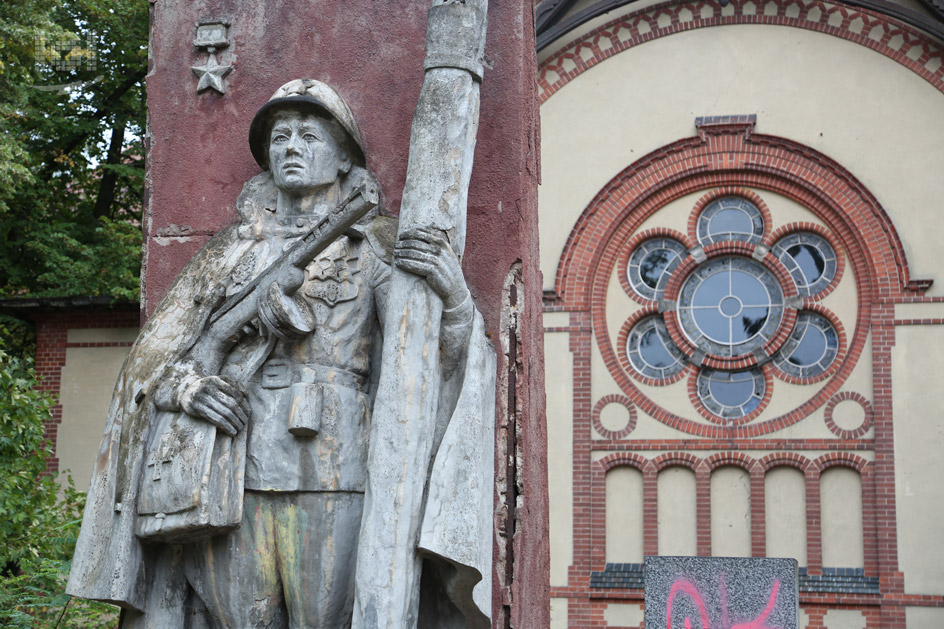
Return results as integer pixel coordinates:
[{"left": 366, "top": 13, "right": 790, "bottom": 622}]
[
  {"left": 765, "top": 466, "right": 807, "bottom": 567},
  {"left": 605, "top": 466, "right": 644, "bottom": 563},
  {"left": 657, "top": 466, "right": 697, "bottom": 556}
]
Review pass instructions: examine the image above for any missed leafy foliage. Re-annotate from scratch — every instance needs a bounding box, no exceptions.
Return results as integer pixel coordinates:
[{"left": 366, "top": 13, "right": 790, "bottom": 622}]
[
  {"left": 0, "top": 349, "right": 118, "bottom": 626},
  {"left": 0, "top": 0, "right": 147, "bottom": 299}
]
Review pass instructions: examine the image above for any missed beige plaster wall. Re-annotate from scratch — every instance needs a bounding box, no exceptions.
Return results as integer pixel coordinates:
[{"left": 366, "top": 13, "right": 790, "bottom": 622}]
[
  {"left": 545, "top": 325, "right": 575, "bottom": 586},
  {"left": 605, "top": 466, "right": 644, "bottom": 563},
  {"left": 657, "top": 466, "right": 697, "bottom": 555},
  {"left": 710, "top": 466, "right": 752, "bottom": 557},
  {"left": 820, "top": 467, "right": 864, "bottom": 568},
  {"left": 905, "top": 606, "right": 944, "bottom": 627},
  {"left": 765, "top": 466, "right": 808, "bottom": 566},
  {"left": 58, "top": 340, "right": 134, "bottom": 492},
  {"left": 604, "top": 602, "right": 644, "bottom": 627},
  {"left": 539, "top": 24, "right": 944, "bottom": 296},
  {"left": 892, "top": 326, "right": 944, "bottom": 595},
  {"left": 823, "top": 609, "right": 866, "bottom": 629},
  {"left": 550, "top": 597, "right": 569, "bottom": 629}
]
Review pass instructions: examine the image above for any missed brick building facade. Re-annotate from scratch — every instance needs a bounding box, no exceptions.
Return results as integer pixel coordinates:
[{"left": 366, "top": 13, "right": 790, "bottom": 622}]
[{"left": 538, "top": 1, "right": 944, "bottom": 626}]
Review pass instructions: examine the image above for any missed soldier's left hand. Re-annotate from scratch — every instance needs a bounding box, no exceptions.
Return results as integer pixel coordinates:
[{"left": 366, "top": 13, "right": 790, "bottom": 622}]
[{"left": 394, "top": 227, "right": 469, "bottom": 309}]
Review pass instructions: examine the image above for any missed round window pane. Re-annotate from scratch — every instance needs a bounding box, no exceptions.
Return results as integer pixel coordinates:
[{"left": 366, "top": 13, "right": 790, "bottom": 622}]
[
  {"left": 626, "top": 317, "right": 686, "bottom": 380},
  {"left": 696, "top": 197, "right": 764, "bottom": 246},
  {"left": 677, "top": 257, "right": 784, "bottom": 357},
  {"left": 697, "top": 368, "right": 766, "bottom": 419},
  {"left": 627, "top": 238, "right": 688, "bottom": 300},
  {"left": 774, "top": 312, "right": 839, "bottom": 378},
  {"left": 773, "top": 233, "right": 837, "bottom": 296}
]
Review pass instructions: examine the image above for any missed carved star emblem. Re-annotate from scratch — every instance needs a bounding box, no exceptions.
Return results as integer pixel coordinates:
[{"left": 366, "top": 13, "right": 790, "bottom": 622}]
[{"left": 191, "top": 53, "right": 232, "bottom": 94}]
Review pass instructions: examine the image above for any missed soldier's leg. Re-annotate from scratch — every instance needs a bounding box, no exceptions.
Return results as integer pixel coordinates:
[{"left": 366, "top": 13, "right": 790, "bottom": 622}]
[
  {"left": 185, "top": 491, "right": 287, "bottom": 628},
  {"left": 276, "top": 491, "right": 364, "bottom": 629},
  {"left": 119, "top": 545, "right": 189, "bottom": 628}
]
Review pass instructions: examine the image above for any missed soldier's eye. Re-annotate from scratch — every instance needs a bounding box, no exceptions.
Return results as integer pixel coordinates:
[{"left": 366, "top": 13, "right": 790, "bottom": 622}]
[
  {"left": 272, "top": 134, "right": 288, "bottom": 143},
  {"left": 303, "top": 133, "right": 318, "bottom": 142}
]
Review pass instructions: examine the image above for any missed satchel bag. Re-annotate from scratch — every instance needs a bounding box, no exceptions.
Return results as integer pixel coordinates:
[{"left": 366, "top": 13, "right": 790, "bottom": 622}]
[{"left": 134, "top": 407, "right": 247, "bottom": 543}]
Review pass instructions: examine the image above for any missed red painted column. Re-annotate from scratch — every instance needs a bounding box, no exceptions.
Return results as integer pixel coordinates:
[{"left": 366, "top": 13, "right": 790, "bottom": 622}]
[{"left": 145, "top": 1, "right": 547, "bottom": 624}]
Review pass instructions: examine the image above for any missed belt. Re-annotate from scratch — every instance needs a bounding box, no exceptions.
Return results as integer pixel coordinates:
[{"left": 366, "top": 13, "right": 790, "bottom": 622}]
[{"left": 260, "top": 360, "right": 367, "bottom": 392}]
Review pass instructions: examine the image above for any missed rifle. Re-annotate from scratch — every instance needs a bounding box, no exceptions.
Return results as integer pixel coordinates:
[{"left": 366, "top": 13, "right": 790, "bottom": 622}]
[
  {"left": 135, "top": 178, "right": 378, "bottom": 543},
  {"left": 190, "top": 179, "right": 380, "bottom": 376}
]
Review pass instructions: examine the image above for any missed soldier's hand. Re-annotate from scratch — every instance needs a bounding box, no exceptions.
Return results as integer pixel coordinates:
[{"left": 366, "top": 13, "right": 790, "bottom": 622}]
[
  {"left": 394, "top": 227, "right": 469, "bottom": 309},
  {"left": 258, "top": 277, "right": 316, "bottom": 341},
  {"left": 180, "top": 376, "right": 250, "bottom": 437}
]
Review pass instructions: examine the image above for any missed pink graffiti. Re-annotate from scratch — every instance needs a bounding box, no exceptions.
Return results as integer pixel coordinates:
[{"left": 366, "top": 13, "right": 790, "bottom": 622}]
[{"left": 665, "top": 574, "right": 781, "bottom": 629}]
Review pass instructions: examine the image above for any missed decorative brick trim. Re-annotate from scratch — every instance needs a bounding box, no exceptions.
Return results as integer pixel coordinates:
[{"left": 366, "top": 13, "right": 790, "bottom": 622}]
[
  {"left": 765, "top": 221, "right": 847, "bottom": 302},
  {"left": 554, "top": 122, "right": 912, "bottom": 628},
  {"left": 812, "top": 451, "right": 870, "bottom": 473},
  {"left": 560, "top": 129, "right": 901, "bottom": 439},
  {"left": 771, "top": 302, "right": 847, "bottom": 386},
  {"left": 616, "top": 307, "right": 693, "bottom": 387},
  {"left": 591, "top": 395, "right": 639, "bottom": 440},
  {"left": 556, "top": 134, "right": 911, "bottom": 311},
  {"left": 650, "top": 451, "right": 702, "bottom": 471},
  {"left": 592, "top": 439, "right": 871, "bottom": 450},
  {"left": 686, "top": 361, "right": 775, "bottom": 425},
  {"left": 596, "top": 451, "right": 653, "bottom": 473},
  {"left": 661, "top": 239, "right": 800, "bottom": 371},
  {"left": 687, "top": 186, "right": 774, "bottom": 248},
  {"left": 758, "top": 452, "right": 814, "bottom": 472},
  {"left": 823, "top": 391, "right": 874, "bottom": 439},
  {"left": 538, "top": 0, "right": 944, "bottom": 103},
  {"left": 617, "top": 227, "right": 695, "bottom": 306},
  {"left": 703, "top": 451, "right": 759, "bottom": 472}
]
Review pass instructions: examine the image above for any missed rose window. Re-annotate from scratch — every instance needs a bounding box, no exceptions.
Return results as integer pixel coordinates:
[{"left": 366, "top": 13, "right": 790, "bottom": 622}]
[
  {"left": 676, "top": 257, "right": 784, "bottom": 358},
  {"left": 623, "top": 194, "right": 842, "bottom": 422}
]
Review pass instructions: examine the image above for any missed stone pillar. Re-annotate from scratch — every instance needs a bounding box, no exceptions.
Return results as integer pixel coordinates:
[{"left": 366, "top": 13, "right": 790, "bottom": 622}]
[{"left": 144, "top": 0, "right": 548, "bottom": 624}]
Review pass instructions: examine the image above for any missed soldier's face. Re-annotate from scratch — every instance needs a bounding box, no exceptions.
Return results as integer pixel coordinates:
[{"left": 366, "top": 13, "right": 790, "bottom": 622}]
[{"left": 269, "top": 111, "right": 350, "bottom": 195}]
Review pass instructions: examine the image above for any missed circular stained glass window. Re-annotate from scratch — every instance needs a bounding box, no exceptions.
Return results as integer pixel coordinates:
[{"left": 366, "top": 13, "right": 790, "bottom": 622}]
[
  {"left": 627, "top": 238, "right": 688, "bottom": 301},
  {"left": 696, "top": 197, "right": 764, "bottom": 246},
  {"left": 696, "top": 368, "right": 766, "bottom": 419},
  {"left": 676, "top": 257, "right": 784, "bottom": 357},
  {"left": 626, "top": 317, "right": 687, "bottom": 380},
  {"left": 774, "top": 312, "right": 839, "bottom": 378},
  {"left": 773, "top": 233, "right": 838, "bottom": 296}
]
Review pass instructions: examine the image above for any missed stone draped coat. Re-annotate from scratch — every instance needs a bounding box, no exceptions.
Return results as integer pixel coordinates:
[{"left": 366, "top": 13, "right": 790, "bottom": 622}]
[{"left": 66, "top": 172, "right": 495, "bottom": 626}]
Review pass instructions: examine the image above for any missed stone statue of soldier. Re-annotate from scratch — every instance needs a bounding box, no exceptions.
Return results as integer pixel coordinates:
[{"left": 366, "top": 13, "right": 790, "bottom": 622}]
[{"left": 66, "top": 79, "right": 494, "bottom": 628}]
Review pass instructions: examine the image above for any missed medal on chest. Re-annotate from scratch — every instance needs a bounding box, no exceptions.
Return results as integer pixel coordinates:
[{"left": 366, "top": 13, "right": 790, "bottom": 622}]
[{"left": 305, "top": 239, "right": 360, "bottom": 307}]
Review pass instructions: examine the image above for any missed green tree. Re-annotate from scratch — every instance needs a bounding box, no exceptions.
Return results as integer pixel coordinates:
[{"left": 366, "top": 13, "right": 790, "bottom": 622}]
[
  {"left": 0, "top": 350, "right": 117, "bottom": 626},
  {"left": 0, "top": 0, "right": 147, "bottom": 300}
]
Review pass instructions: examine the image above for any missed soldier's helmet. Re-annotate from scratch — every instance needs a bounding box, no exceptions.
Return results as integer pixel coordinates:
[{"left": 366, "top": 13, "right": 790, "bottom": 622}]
[{"left": 249, "top": 79, "right": 366, "bottom": 170}]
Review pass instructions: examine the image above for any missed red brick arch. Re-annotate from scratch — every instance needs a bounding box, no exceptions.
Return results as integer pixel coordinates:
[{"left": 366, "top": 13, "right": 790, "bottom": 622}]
[
  {"left": 704, "top": 451, "right": 758, "bottom": 473},
  {"left": 555, "top": 121, "right": 918, "bottom": 439},
  {"left": 538, "top": 0, "right": 944, "bottom": 103},
  {"left": 759, "top": 452, "right": 814, "bottom": 473}
]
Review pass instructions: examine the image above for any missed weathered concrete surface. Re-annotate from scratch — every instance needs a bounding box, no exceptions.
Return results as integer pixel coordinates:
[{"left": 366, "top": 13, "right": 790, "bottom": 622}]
[
  {"left": 145, "top": 0, "right": 547, "bottom": 624},
  {"left": 354, "top": 1, "right": 488, "bottom": 625},
  {"left": 644, "top": 556, "right": 799, "bottom": 629}
]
